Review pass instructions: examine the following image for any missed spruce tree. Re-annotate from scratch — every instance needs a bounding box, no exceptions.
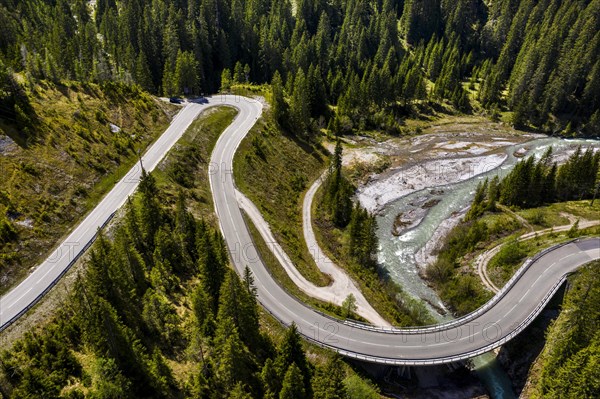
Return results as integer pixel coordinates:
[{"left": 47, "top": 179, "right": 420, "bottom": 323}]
[
  {"left": 290, "top": 68, "right": 311, "bottom": 136},
  {"left": 124, "top": 198, "right": 148, "bottom": 261},
  {"left": 221, "top": 68, "right": 233, "bottom": 92},
  {"left": 217, "top": 269, "right": 261, "bottom": 351},
  {"left": 134, "top": 50, "right": 154, "bottom": 92},
  {"left": 214, "top": 320, "right": 253, "bottom": 394},
  {"left": 312, "top": 355, "right": 347, "bottom": 399},
  {"left": 138, "top": 168, "right": 161, "bottom": 248},
  {"left": 271, "top": 71, "right": 288, "bottom": 127},
  {"left": 112, "top": 229, "right": 146, "bottom": 301},
  {"left": 234, "top": 61, "right": 245, "bottom": 84},
  {"left": 197, "top": 230, "right": 226, "bottom": 311},
  {"left": 191, "top": 281, "right": 216, "bottom": 337},
  {"left": 279, "top": 363, "right": 306, "bottom": 399},
  {"left": 229, "top": 382, "right": 253, "bottom": 399},
  {"left": 174, "top": 50, "right": 200, "bottom": 95},
  {"left": 261, "top": 358, "right": 280, "bottom": 396},
  {"left": 275, "top": 323, "right": 311, "bottom": 396}
]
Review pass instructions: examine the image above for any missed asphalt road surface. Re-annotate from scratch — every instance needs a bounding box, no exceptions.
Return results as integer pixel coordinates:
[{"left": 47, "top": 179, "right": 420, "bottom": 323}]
[
  {"left": 2, "top": 95, "right": 599, "bottom": 365},
  {"left": 208, "top": 96, "right": 600, "bottom": 365},
  {"left": 0, "top": 97, "right": 222, "bottom": 331}
]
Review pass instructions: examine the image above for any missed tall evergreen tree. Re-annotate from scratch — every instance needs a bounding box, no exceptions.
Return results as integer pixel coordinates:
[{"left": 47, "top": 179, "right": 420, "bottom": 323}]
[
  {"left": 289, "top": 68, "right": 311, "bottom": 136},
  {"left": 275, "top": 324, "right": 312, "bottom": 396},
  {"left": 279, "top": 364, "right": 306, "bottom": 399},
  {"left": 174, "top": 50, "right": 200, "bottom": 95},
  {"left": 271, "top": 71, "right": 288, "bottom": 127},
  {"left": 312, "top": 355, "right": 347, "bottom": 399},
  {"left": 217, "top": 269, "right": 261, "bottom": 351},
  {"left": 198, "top": 230, "right": 227, "bottom": 311}
]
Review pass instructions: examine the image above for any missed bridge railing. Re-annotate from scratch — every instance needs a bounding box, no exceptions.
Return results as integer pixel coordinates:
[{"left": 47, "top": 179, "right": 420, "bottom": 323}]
[
  {"left": 342, "top": 238, "right": 586, "bottom": 334},
  {"left": 240, "top": 186, "right": 597, "bottom": 364},
  {"left": 260, "top": 273, "right": 573, "bottom": 366}
]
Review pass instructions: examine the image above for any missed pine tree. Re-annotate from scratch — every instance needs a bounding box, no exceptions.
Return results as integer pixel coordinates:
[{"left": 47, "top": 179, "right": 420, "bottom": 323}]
[
  {"left": 149, "top": 257, "right": 179, "bottom": 295},
  {"left": 214, "top": 320, "right": 253, "bottom": 394},
  {"left": 89, "top": 357, "right": 131, "bottom": 398},
  {"left": 124, "top": 198, "right": 148, "bottom": 261},
  {"left": 191, "top": 281, "right": 216, "bottom": 337},
  {"left": 487, "top": 176, "right": 500, "bottom": 211},
  {"left": 229, "top": 382, "right": 253, "bottom": 399},
  {"left": 244, "top": 64, "right": 251, "bottom": 83},
  {"left": 95, "top": 0, "right": 117, "bottom": 28},
  {"left": 331, "top": 179, "right": 354, "bottom": 227},
  {"left": 271, "top": 71, "right": 288, "bottom": 127},
  {"left": 348, "top": 205, "right": 378, "bottom": 269},
  {"left": 153, "top": 224, "right": 184, "bottom": 272},
  {"left": 221, "top": 68, "right": 233, "bottom": 92},
  {"left": 341, "top": 294, "right": 357, "bottom": 318},
  {"left": 275, "top": 323, "right": 311, "bottom": 396},
  {"left": 148, "top": 348, "right": 175, "bottom": 396},
  {"left": 162, "top": 62, "right": 177, "bottom": 96},
  {"left": 261, "top": 358, "right": 280, "bottom": 396},
  {"left": 86, "top": 231, "right": 113, "bottom": 300},
  {"left": 323, "top": 140, "right": 353, "bottom": 227},
  {"left": 500, "top": 157, "right": 532, "bottom": 207},
  {"left": 134, "top": 50, "right": 154, "bottom": 92},
  {"left": 174, "top": 50, "right": 200, "bottom": 95},
  {"left": 403, "top": 64, "right": 423, "bottom": 103},
  {"left": 279, "top": 363, "right": 306, "bottom": 399},
  {"left": 142, "top": 288, "right": 180, "bottom": 345},
  {"left": 402, "top": 0, "right": 442, "bottom": 45},
  {"left": 307, "top": 63, "right": 327, "bottom": 117},
  {"left": 113, "top": 229, "right": 147, "bottom": 298},
  {"left": 312, "top": 355, "right": 347, "bottom": 399},
  {"left": 162, "top": 4, "right": 180, "bottom": 69},
  {"left": 234, "top": 61, "right": 245, "bottom": 84},
  {"left": 467, "top": 179, "right": 488, "bottom": 220},
  {"left": 542, "top": 163, "right": 557, "bottom": 203},
  {"left": 289, "top": 68, "right": 311, "bottom": 136},
  {"left": 243, "top": 266, "right": 258, "bottom": 298},
  {"left": 217, "top": 269, "right": 261, "bottom": 351},
  {"left": 197, "top": 230, "right": 227, "bottom": 311},
  {"left": 315, "top": 12, "right": 332, "bottom": 69}
]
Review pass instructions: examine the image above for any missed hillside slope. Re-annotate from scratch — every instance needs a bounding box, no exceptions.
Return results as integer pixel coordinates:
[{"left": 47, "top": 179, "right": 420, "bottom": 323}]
[
  {"left": 0, "top": 80, "right": 176, "bottom": 294},
  {"left": 523, "top": 261, "right": 600, "bottom": 398}
]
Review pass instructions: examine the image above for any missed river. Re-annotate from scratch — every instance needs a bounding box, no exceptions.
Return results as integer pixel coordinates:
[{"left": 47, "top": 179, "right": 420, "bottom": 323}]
[{"left": 368, "top": 136, "right": 600, "bottom": 398}]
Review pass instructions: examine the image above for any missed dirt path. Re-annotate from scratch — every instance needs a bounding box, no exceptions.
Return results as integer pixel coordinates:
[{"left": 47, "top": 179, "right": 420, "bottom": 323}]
[
  {"left": 237, "top": 187, "right": 391, "bottom": 326},
  {"left": 475, "top": 245, "right": 503, "bottom": 292}
]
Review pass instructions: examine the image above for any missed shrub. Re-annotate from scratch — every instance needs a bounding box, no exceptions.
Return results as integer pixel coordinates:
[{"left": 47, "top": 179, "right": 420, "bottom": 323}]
[
  {"left": 0, "top": 215, "right": 17, "bottom": 243},
  {"left": 490, "top": 238, "right": 527, "bottom": 273}
]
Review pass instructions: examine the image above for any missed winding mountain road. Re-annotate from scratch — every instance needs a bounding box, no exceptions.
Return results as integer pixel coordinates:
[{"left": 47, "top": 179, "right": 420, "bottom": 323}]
[
  {"left": 476, "top": 217, "right": 600, "bottom": 293},
  {"left": 0, "top": 98, "right": 219, "bottom": 331},
  {"left": 208, "top": 96, "right": 600, "bottom": 365},
  {"left": 2, "top": 95, "right": 599, "bottom": 366}
]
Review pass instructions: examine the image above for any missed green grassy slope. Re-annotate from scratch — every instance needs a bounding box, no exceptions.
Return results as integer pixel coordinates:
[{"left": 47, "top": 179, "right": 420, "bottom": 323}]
[
  {"left": 233, "top": 111, "right": 331, "bottom": 286},
  {"left": 427, "top": 199, "right": 599, "bottom": 315},
  {"left": 0, "top": 106, "right": 385, "bottom": 399},
  {"left": 523, "top": 261, "right": 600, "bottom": 398},
  {"left": 0, "top": 80, "right": 176, "bottom": 294}
]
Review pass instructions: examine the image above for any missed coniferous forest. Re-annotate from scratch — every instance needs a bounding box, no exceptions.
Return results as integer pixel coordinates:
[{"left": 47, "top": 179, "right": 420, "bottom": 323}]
[
  {"left": 467, "top": 146, "right": 600, "bottom": 218},
  {"left": 1, "top": 0, "right": 600, "bottom": 137},
  {"left": 2, "top": 1, "right": 600, "bottom": 398},
  {"left": 1, "top": 170, "right": 354, "bottom": 398}
]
